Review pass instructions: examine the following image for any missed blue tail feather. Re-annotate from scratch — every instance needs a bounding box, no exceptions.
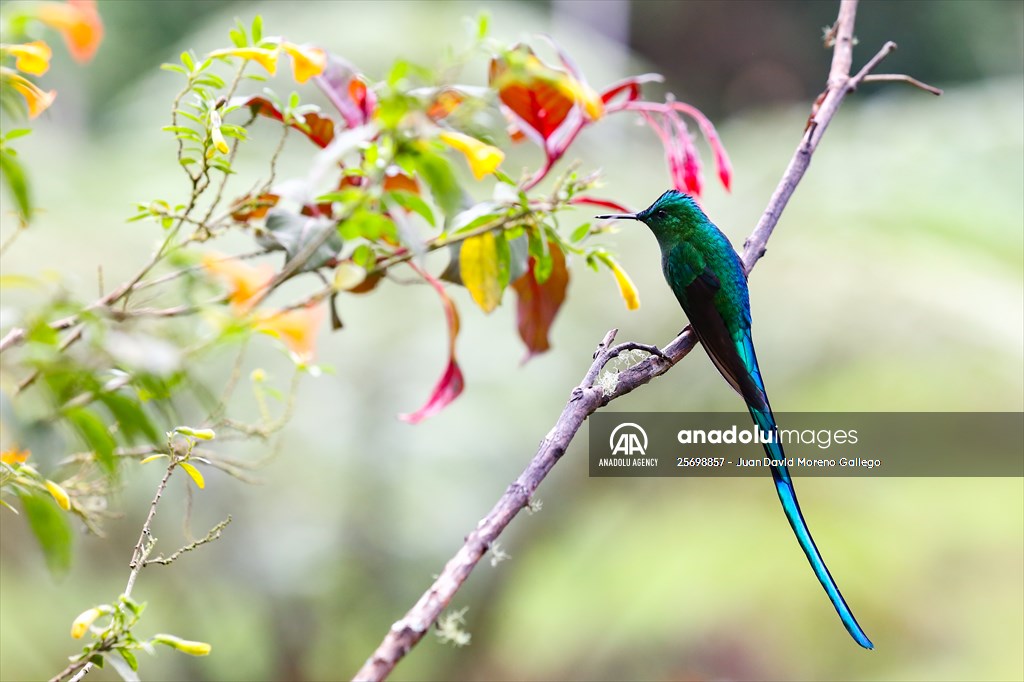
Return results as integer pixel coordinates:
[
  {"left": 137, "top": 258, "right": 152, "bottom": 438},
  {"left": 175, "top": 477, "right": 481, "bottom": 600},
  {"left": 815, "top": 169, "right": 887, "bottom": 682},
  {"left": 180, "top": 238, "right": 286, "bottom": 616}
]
[{"left": 749, "top": 404, "right": 875, "bottom": 650}]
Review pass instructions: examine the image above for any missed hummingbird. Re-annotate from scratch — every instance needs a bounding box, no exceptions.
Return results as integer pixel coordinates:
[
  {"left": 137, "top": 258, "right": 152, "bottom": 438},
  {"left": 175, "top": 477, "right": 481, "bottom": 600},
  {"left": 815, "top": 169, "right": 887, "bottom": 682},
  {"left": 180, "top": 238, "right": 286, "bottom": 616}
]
[{"left": 597, "top": 189, "right": 873, "bottom": 649}]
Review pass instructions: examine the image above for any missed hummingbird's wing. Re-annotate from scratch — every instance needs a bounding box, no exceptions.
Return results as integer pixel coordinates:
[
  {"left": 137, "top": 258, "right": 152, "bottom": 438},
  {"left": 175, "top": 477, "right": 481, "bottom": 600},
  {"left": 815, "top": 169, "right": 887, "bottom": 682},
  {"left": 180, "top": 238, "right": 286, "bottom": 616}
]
[{"left": 667, "top": 257, "right": 768, "bottom": 412}]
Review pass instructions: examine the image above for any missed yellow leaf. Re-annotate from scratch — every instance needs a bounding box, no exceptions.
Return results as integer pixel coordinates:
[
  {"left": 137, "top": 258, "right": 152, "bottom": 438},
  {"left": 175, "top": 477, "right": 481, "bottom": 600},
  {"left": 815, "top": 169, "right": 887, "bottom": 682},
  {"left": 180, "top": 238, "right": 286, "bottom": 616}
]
[
  {"left": 140, "top": 454, "right": 168, "bottom": 465},
  {"left": 178, "top": 462, "right": 205, "bottom": 489},
  {"left": 601, "top": 254, "right": 640, "bottom": 311},
  {"left": 44, "top": 480, "right": 71, "bottom": 511},
  {"left": 438, "top": 131, "right": 504, "bottom": 180},
  {"left": 460, "top": 233, "right": 502, "bottom": 314}
]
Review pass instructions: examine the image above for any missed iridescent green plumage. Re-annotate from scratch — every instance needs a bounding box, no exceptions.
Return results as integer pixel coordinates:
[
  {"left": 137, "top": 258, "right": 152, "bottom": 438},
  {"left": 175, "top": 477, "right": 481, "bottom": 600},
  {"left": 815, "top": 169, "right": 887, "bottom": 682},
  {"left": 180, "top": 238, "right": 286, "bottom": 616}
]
[{"left": 598, "top": 189, "right": 873, "bottom": 649}]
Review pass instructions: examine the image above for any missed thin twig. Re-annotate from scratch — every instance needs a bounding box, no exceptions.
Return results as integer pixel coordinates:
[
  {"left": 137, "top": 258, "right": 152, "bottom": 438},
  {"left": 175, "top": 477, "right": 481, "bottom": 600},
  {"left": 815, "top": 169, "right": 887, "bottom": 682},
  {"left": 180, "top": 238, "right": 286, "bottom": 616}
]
[
  {"left": 861, "top": 73, "right": 943, "bottom": 95},
  {"left": 145, "top": 516, "right": 232, "bottom": 566},
  {"left": 353, "top": 1, "right": 937, "bottom": 679}
]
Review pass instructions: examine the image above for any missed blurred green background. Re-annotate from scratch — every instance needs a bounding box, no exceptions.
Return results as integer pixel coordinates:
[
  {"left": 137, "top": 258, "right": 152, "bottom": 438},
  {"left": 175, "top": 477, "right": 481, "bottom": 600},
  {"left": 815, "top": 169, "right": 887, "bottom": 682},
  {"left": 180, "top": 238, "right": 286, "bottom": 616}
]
[{"left": 1, "top": 1, "right": 1022, "bottom": 681}]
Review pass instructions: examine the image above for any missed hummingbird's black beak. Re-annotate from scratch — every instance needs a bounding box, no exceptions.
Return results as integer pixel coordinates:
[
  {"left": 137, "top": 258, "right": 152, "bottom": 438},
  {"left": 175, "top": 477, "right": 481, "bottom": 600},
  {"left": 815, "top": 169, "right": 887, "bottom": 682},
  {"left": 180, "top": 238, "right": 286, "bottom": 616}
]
[{"left": 595, "top": 213, "right": 639, "bottom": 221}]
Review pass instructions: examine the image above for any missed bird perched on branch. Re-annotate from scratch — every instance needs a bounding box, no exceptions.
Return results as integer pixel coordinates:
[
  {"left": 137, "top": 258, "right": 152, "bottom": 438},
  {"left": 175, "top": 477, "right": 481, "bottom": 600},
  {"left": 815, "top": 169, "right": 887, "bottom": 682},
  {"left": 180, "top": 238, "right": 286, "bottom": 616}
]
[{"left": 597, "top": 189, "right": 873, "bottom": 649}]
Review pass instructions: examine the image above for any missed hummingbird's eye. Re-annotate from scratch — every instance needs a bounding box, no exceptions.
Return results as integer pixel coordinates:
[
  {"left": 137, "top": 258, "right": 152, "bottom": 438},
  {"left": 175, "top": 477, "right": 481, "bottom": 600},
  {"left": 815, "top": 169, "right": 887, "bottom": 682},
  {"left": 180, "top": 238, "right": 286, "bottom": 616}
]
[{"left": 655, "top": 209, "right": 667, "bottom": 218}]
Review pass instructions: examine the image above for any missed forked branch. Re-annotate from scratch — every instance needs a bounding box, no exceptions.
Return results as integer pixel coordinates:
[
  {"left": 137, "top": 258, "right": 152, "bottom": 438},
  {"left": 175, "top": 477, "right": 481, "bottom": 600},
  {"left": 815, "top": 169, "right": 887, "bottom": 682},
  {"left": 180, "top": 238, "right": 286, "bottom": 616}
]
[{"left": 354, "top": 1, "right": 938, "bottom": 679}]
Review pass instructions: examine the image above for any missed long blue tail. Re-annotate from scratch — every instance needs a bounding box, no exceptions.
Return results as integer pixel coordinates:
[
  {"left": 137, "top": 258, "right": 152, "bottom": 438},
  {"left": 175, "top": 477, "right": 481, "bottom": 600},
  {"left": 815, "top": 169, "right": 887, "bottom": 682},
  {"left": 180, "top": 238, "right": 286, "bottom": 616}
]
[{"left": 749, "top": 405, "right": 874, "bottom": 650}]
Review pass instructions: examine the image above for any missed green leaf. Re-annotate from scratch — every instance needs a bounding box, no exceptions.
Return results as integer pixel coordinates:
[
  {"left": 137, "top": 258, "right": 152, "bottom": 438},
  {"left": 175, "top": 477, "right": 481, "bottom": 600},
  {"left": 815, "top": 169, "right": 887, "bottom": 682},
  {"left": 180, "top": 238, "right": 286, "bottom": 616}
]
[
  {"left": 570, "top": 222, "right": 592, "bottom": 243},
  {"left": 460, "top": 232, "right": 503, "bottom": 313},
  {"left": 0, "top": 147, "right": 31, "bottom": 226},
  {"left": 99, "top": 393, "right": 160, "bottom": 445},
  {"left": 106, "top": 651, "right": 140, "bottom": 682},
  {"left": 450, "top": 202, "right": 501, "bottom": 234},
  {"left": 180, "top": 51, "right": 195, "bottom": 71},
  {"left": 337, "top": 209, "right": 396, "bottom": 242},
  {"left": 386, "top": 190, "right": 435, "bottom": 227},
  {"left": 66, "top": 408, "right": 118, "bottom": 479},
  {"left": 410, "top": 150, "right": 462, "bottom": 224},
  {"left": 251, "top": 15, "right": 263, "bottom": 43},
  {"left": 527, "top": 227, "right": 553, "bottom": 284},
  {"left": 18, "top": 490, "right": 73, "bottom": 576},
  {"left": 495, "top": 231, "right": 512, "bottom": 289},
  {"left": 3, "top": 129, "right": 32, "bottom": 141},
  {"left": 350, "top": 244, "right": 376, "bottom": 270}
]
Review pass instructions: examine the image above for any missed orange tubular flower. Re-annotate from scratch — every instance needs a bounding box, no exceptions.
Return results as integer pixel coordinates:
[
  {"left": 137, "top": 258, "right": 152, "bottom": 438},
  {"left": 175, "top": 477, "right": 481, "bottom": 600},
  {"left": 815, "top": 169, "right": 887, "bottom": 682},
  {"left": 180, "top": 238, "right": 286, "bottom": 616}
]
[
  {"left": 2, "top": 41, "right": 53, "bottom": 76},
  {"left": 254, "top": 305, "right": 326, "bottom": 362},
  {"left": 1, "top": 69, "right": 57, "bottom": 118},
  {"left": 36, "top": 0, "right": 103, "bottom": 63},
  {"left": 0, "top": 448, "right": 29, "bottom": 465},
  {"left": 281, "top": 42, "right": 326, "bottom": 83},
  {"left": 201, "top": 253, "right": 274, "bottom": 314}
]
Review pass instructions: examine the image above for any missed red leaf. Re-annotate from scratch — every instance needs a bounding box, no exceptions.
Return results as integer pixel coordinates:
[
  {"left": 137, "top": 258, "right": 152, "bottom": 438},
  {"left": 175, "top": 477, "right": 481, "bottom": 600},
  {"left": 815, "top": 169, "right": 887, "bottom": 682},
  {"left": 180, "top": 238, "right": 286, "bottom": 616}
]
[
  {"left": 511, "top": 243, "right": 569, "bottom": 361},
  {"left": 229, "top": 95, "right": 335, "bottom": 148},
  {"left": 399, "top": 263, "right": 464, "bottom": 423}
]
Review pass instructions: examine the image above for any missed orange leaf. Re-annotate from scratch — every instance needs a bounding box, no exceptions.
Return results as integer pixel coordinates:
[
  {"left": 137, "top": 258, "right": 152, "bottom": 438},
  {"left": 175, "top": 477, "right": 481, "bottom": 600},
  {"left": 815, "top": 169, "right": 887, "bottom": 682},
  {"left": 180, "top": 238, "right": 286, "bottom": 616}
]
[
  {"left": 427, "top": 88, "right": 464, "bottom": 120},
  {"left": 511, "top": 244, "right": 569, "bottom": 361},
  {"left": 488, "top": 44, "right": 603, "bottom": 146},
  {"left": 230, "top": 192, "right": 280, "bottom": 222},
  {"left": 399, "top": 264, "right": 464, "bottom": 423}
]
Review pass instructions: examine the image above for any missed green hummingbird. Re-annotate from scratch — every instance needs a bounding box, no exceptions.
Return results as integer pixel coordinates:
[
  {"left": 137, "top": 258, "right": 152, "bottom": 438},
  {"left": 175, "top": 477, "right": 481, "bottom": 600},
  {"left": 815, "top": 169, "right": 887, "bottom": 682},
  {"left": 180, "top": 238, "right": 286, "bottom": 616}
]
[{"left": 597, "top": 189, "right": 873, "bottom": 649}]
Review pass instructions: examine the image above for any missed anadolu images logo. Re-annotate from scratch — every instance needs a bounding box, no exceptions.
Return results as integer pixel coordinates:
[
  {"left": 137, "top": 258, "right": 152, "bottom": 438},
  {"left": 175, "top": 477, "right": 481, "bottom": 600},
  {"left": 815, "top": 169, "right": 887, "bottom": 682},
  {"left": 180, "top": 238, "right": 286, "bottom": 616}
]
[{"left": 609, "top": 422, "right": 648, "bottom": 456}]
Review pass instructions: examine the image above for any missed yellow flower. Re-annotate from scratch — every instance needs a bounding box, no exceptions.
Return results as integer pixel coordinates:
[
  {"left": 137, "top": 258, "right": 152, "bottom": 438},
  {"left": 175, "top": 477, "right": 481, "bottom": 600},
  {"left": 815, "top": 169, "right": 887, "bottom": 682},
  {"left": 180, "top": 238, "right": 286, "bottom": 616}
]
[
  {"left": 254, "top": 305, "right": 325, "bottom": 362},
  {"left": 2, "top": 41, "right": 53, "bottom": 76},
  {"left": 1, "top": 69, "right": 57, "bottom": 118},
  {"left": 201, "top": 252, "right": 274, "bottom": 314},
  {"left": 600, "top": 254, "right": 640, "bottom": 310},
  {"left": 36, "top": 0, "right": 103, "bottom": 63},
  {"left": 45, "top": 480, "right": 71, "bottom": 511},
  {"left": 281, "top": 42, "right": 326, "bottom": 83},
  {"left": 0, "top": 448, "right": 29, "bottom": 465},
  {"left": 210, "top": 47, "right": 279, "bottom": 75},
  {"left": 438, "top": 131, "right": 505, "bottom": 180},
  {"left": 152, "top": 633, "right": 212, "bottom": 656},
  {"left": 70, "top": 607, "right": 102, "bottom": 639}
]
